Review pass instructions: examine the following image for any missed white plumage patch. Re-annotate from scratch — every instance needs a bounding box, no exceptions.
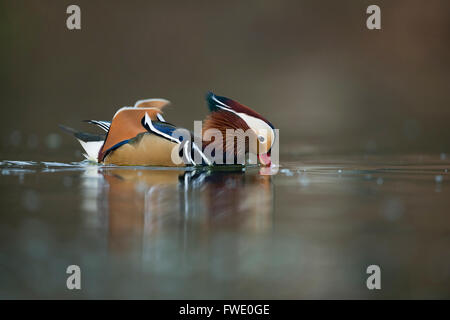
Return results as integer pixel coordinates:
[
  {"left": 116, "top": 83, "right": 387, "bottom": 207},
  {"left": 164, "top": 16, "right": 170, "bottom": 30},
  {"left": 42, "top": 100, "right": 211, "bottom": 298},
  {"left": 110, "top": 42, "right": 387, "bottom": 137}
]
[
  {"left": 238, "top": 113, "right": 275, "bottom": 148},
  {"left": 77, "top": 139, "right": 104, "bottom": 162}
]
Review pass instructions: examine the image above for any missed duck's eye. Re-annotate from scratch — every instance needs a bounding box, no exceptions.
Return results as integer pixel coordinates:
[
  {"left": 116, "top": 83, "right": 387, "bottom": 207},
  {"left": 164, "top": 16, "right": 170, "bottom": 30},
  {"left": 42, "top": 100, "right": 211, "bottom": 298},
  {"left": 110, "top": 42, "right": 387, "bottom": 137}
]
[{"left": 258, "top": 135, "right": 265, "bottom": 143}]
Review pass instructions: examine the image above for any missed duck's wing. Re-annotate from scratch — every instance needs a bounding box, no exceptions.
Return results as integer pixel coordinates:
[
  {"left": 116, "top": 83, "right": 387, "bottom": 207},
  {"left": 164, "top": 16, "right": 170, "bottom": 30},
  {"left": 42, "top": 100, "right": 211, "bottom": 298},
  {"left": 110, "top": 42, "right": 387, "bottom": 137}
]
[
  {"left": 99, "top": 107, "right": 167, "bottom": 161},
  {"left": 84, "top": 98, "right": 170, "bottom": 133},
  {"left": 102, "top": 113, "right": 198, "bottom": 167},
  {"left": 134, "top": 98, "right": 170, "bottom": 122},
  {"left": 142, "top": 114, "right": 211, "bottom": 166},
  {"left": 141, "top": 114, "right": 196, "bottom": 165},
  {"left": 83, "top": 120, "right": 111, "bottom": 132},
  {"left": 59, "top": 125, "right": 105, "bottom": 162}
]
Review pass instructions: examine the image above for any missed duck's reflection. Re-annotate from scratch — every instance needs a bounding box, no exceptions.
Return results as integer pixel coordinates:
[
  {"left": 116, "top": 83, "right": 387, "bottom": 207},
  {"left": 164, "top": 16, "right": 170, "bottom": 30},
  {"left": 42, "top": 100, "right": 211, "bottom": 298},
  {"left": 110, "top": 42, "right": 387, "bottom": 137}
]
[{"left": 83, "top": 167, "right": 274, "bottom": 255}]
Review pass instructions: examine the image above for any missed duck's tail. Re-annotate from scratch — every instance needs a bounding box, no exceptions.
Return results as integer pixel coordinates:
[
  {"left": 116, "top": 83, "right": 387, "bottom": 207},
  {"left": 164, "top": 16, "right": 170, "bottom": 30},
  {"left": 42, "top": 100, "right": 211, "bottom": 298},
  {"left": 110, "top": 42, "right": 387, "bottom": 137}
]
[{"left": 59, "top": 124, "right": 105, "bottom": 162}]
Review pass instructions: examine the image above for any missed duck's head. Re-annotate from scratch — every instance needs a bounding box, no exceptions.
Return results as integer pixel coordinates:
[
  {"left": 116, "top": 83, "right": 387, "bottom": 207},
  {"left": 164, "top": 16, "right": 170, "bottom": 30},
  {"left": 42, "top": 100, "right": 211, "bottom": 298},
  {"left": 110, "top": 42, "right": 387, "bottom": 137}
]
[{"left": 202, "top": 92, "right": 275, "bottom": 166}]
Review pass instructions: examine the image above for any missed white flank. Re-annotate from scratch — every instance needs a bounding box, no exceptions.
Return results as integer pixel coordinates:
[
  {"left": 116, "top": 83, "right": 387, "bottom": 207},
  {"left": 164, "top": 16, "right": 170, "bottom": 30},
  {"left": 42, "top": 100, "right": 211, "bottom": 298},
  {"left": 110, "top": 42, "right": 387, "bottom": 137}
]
[{"left": 77, "top": 139, "right": 103, "bottom": 162}]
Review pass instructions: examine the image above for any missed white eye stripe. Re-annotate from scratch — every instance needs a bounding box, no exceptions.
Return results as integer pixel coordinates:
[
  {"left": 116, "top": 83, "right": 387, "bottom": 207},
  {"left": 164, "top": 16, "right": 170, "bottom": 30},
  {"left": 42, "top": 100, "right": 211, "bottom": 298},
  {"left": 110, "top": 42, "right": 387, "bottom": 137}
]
[
  {"left": 238, "top": 113, "right": 275, "bottom": 148},
  {"left": 212, "top": 96, "right": 275, "bottom": 147}
]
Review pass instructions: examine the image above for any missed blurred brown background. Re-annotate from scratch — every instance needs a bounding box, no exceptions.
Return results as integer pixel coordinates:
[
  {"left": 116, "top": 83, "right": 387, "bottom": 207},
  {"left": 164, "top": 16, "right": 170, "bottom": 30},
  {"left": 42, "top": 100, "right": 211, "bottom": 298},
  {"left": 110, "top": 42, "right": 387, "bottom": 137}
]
[
  {"left": 1, "top": 0, "right": 449, "bottom": 162},
  {"left": 1, "top": 1, "right": 450, "bottom": 299}
]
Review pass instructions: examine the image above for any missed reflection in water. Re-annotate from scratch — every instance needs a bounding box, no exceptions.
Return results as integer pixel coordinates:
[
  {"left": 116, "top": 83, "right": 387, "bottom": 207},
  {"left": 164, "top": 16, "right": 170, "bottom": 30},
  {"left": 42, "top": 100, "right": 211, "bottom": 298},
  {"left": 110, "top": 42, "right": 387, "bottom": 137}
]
[
  {"left": 86, "top": 167, "right": 274, "bottom": 256},
  {"left": 3, "top": 156, "right": 449, "bottom": 298}
]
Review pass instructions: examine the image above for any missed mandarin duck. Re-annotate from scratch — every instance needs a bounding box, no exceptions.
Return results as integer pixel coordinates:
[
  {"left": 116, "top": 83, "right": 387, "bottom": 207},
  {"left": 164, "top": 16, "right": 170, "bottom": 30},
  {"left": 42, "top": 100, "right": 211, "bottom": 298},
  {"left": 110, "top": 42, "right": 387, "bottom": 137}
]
[{"left": 61, "top": 92, "right": 275, "bottom": 167}]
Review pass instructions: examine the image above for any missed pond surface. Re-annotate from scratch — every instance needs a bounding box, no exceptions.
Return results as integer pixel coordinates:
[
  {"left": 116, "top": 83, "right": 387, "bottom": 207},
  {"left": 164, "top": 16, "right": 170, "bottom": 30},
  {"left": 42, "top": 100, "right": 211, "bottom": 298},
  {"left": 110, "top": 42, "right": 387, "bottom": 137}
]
[{"left": 0, "top": 154, "right": 449, "bottom": 299}]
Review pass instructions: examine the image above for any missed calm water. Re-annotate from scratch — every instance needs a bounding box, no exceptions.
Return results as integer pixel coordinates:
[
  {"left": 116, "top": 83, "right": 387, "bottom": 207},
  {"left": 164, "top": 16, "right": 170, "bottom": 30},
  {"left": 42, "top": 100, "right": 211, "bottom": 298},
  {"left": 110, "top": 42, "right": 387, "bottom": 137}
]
[{"left": 0, "top": 154, "right": 449, "bottom": 299}]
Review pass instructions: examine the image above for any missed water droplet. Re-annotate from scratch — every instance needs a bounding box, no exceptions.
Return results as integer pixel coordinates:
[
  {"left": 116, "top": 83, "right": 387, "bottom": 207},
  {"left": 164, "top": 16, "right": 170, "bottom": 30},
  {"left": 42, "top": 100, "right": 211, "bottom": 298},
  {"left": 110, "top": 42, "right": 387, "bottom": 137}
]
[
  {"left": 382, "top": 199, "right": 404, "bottom": 221},
  {"left": 10, "top": 130, "right": 21, "bottom": 146},
  {"left": 135, "top": 181, "right": 148, "bottom": 193},
  {"left": 45, "top": 133, "right": 62, "bottom": 149},
  {"left": 27, "top": 134, "right": 39, "bottom": 149},
  {"left": 63, "top": 176, "right": 73, "bottom": 187},
  {"left": 23, "top": 190, "right": 40, "bottom": 212},
  {"left": 376, "top": 177, "right": 383, "bottom": 185},
  {"left": 435, "top": 175, "right": 443, "bottom": 183},
  {"left": 299, "top": 175, "right": 310, "bottom": 187},
  {"left": 440, "top": 153, "right": 447, "bottom": 160},
  {"left": 281, "top": 169, "right": 293, "bottom": 176}
]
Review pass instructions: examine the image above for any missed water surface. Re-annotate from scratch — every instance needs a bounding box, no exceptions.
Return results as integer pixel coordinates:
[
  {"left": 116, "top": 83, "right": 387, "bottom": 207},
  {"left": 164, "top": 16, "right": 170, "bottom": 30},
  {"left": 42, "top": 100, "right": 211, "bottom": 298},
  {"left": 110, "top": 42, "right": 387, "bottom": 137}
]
[{"left": 0, "top": 155, "right": 449, "bottom": 299}]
